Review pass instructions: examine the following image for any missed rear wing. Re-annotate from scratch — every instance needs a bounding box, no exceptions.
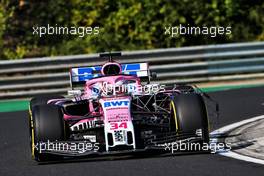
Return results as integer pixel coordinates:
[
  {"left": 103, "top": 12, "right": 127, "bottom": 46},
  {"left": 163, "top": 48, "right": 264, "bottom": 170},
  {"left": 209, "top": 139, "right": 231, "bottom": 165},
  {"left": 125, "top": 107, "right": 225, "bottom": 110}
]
[{"left": 70, "top": 63, "right": 150, "bottom": 89}]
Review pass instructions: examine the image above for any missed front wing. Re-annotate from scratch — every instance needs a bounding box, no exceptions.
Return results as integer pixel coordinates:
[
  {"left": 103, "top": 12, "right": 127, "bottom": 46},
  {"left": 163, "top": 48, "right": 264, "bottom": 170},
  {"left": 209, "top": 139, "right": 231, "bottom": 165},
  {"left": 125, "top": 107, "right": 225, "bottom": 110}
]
[{"left": 35, "top": 133, "right": 206, "bottom": 158}]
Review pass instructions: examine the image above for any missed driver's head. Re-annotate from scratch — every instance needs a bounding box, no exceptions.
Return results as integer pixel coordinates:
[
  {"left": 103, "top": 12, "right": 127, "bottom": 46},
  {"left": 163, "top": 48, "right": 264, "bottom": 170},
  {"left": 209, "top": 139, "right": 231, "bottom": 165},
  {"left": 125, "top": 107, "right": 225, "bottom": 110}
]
[{"left": 101, "top": 62, "right": 122, "bottom": 75}]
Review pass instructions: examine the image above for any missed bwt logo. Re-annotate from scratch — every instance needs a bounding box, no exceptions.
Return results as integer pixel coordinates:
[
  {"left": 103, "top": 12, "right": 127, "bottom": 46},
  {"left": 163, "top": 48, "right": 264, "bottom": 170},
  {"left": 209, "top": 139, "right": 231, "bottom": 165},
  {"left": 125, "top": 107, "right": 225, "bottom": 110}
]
[{"left": 104, "top": 100, "right": 129, "bottom": 108}]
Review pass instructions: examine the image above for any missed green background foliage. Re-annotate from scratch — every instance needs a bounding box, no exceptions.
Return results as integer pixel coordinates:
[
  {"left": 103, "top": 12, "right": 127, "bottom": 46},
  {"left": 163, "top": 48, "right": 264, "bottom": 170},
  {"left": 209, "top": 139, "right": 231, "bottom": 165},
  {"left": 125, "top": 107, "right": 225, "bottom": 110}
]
[{"left": 0, "top": 0, "right": 264, "bottom": 60}]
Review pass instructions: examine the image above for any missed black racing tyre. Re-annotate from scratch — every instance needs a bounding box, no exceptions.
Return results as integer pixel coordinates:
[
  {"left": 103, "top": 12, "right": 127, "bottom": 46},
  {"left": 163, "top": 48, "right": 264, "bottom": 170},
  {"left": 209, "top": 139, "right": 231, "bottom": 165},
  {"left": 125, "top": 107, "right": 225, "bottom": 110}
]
[
  {"left": 29, "top": 104, "right": 65, "bottom": 162},
  {"left": 30, "top": 95, "right": 64, "bottom": 111},
  {"left": 170, "top": 93, "right": 209, "bottom": 144},
  {"left": 28, "top": 95, "right": 64, "bottom": 160}
]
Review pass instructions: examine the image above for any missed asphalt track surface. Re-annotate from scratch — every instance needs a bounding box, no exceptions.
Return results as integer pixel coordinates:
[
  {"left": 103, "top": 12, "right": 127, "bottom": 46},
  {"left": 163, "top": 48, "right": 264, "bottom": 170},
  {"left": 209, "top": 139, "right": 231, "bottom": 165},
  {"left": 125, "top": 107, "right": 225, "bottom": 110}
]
[{"left": 1, "top": 87, "right": 264, "bottom": 176}]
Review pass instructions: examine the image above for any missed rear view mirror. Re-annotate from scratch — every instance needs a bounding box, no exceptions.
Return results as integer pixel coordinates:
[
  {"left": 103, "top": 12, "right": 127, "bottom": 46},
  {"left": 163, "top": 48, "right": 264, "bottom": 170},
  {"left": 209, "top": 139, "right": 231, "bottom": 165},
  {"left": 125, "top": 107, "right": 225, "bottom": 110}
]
[{"left": 151, "top": 71, "right": 157, "bottom": 79}]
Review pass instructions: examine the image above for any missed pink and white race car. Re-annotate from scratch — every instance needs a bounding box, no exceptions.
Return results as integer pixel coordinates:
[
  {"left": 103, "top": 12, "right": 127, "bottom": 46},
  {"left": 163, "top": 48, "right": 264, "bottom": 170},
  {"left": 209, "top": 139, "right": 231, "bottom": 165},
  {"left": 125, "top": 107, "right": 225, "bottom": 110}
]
[{"left": 28, "top": 52, "right": 214, "bottom": 162}]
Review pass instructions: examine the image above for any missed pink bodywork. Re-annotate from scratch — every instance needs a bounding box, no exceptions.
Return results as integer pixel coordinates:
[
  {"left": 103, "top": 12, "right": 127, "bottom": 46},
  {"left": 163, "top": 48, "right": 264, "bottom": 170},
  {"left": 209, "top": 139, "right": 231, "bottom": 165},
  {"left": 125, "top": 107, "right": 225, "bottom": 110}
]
[
  {"left": 61, "top": 75, "right": 141, "bottom": 123},
  {"left": 59, "top": 74, "right": 139, "bottom": 149}
]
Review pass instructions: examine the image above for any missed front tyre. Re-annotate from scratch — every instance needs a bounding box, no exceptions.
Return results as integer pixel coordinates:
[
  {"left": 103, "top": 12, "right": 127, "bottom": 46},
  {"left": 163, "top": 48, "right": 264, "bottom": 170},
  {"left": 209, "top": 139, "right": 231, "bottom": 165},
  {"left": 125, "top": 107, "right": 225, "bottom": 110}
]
[
  {"left": 170, "top": 93, "right": 209, "bottom": 144},
  {"left": 30, "top": 104, "right": 65, "bottom": 162}
]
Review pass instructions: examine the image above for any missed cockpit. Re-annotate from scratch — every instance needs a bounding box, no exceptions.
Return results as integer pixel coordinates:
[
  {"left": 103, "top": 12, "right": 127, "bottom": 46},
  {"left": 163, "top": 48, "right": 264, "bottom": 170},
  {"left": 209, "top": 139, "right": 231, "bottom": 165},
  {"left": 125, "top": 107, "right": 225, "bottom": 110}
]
[{"left": 85, "top": 75, "right": 141, "bottom": 98}]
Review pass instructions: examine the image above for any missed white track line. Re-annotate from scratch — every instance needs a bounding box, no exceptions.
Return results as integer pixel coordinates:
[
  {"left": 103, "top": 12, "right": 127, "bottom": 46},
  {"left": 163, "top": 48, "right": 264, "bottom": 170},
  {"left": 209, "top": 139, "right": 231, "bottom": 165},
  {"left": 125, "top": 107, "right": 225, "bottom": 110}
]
[{"left": 211, "top": 115, "right": 264, "bottom": 165}]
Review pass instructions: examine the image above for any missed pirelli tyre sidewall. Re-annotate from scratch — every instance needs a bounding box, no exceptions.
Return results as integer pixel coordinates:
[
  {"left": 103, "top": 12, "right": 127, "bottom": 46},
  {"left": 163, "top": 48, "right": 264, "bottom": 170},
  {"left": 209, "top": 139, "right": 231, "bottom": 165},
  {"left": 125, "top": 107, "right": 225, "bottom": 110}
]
[
  {"left": 30, "top": 104, "right": 65, "bottom": 161},
  {"left": 170, "top": 93, "right": 209, "bottom": 143}
]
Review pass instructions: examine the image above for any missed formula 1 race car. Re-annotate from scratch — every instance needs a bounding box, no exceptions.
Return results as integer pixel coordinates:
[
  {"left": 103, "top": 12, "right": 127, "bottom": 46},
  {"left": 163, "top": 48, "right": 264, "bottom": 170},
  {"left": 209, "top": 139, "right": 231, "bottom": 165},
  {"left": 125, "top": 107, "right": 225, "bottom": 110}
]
[{"left": 28, "top": 52, "right": 216, "bottom": 162}]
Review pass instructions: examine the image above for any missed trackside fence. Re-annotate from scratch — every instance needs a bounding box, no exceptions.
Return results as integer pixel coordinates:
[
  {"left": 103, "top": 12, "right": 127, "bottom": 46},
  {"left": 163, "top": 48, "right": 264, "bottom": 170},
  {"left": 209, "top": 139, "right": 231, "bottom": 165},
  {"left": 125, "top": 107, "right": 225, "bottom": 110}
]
[{"left": 0, "top": 41, "right": 264, "bottom": 99}]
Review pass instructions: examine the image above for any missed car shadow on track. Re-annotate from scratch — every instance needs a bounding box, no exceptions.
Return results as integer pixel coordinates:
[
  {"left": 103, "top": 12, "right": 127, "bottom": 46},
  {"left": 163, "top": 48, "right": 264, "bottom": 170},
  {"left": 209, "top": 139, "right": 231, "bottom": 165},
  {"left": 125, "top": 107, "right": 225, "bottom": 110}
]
[{"left": 33, "top": 150, "right": 210, "bottom": 165}]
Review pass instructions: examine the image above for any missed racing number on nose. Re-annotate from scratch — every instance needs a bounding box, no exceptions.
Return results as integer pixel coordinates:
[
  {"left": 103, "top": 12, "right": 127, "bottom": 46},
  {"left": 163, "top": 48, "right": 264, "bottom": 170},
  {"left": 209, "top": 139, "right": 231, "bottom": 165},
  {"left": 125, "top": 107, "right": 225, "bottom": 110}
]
[{"left": 110, "top": 122, "right": 128, "bottom": 130}]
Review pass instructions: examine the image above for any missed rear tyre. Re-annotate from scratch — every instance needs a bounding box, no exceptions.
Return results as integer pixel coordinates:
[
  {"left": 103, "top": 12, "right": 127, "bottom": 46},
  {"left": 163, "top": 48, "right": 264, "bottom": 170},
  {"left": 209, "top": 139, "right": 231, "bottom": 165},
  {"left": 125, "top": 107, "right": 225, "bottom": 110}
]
[
  {"left": 30, "top": 104, "right": 65, "bottom": 162},
  {"left": 170, "top": 93, "right": 209, "bottom": 144}
]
